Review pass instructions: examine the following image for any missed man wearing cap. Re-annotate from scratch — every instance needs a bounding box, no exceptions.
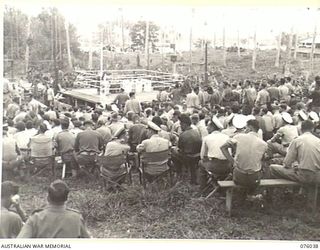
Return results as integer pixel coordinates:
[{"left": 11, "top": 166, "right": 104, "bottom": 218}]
[
  {"left": 222, "top": 114, "right": 247, "bottom": 138},
  {"left": 99, "top": 126, "right": 130, "bottom": 189},
  {"left": 104, "top": 126, "right": 130, "bottom": 157},
  {"left": 267, "top": 112, "right": 299, "bottom": 157},
  {"left": 221, "top": 119, "right": 268, "bottom": 195},
  {"left": 171, "top": 114, "right": 202, "bottom": 184},
  {"left": 136, "top": 121, "right": 171, "bottom": 181},
  {"left": 74, "top": 120, "right": 104, "bottom": 174},
  {"left": 0, "top": 181, "right": 24, "bottom": 238},
  {"left": 199, "top": 116, "right": 231, "bottom": 192},
  {"left": 18, "top": 179, "right": 90, "bottom": 238},
  {"left": 124, "top": 92, "right": 141, "bottom": 115},
  {"left": 137, "top": 121, "right": 171, "bottom": 153},
  {"left": 269, "top": 120, "right": 320, "bottom": 196}
]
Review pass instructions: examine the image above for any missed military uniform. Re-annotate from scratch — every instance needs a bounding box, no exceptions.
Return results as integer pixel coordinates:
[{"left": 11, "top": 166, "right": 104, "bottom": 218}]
[
  {"left": 0, "top": 207, "right": 23, "bottom": 238},
  {"left": 17, "top": 205, "right": 90, "bottom": 238}
]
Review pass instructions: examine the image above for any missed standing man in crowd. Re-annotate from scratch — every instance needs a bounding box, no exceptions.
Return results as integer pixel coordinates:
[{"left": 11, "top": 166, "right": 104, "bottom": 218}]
[
  {"left": 113, "top": 88, "right": 129, "bottom": 110},
  {"left": 124, "top": 92, "right": 141, "bottom": 115},
  {"left": 171, "top": 114, "right": 202, "bottom": 184}
]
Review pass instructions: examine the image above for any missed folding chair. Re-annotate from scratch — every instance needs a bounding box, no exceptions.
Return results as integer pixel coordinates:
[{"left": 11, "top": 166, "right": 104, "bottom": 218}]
[
  {"left": 139, "top": 149, "right": 173, "bottom": 189},
  {"left": 28, "top": 136, "right": 55, "bottom": 178},
  {"left": 98, "top": 153, "right": 132, "bottom": 191}
]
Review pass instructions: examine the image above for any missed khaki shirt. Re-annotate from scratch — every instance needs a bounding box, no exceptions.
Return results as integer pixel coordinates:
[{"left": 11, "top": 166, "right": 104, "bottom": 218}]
[
  {"left": 0, "top": 207, "right": 23, "bottom": 238},
  {"left": 284, "top": 132, "right": 320, "bottom": 171},
  {"left": 137, "top": 134, "right": 171, "bottom": 153},
  {"left": 17, "top": 205, "right": 90, "bottom": 238},
  {"left": 228, "top": 132, "right": 268, "bottom": 173}
]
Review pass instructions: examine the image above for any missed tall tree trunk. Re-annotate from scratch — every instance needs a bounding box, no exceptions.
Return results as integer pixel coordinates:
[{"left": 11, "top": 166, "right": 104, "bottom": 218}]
[
  {"left": 88, "top": 33, "right": 93, "bottom": 70},
  {"left": 64, "top": 21, "right": 73, "bottom": 70},
  {"left": 100, "top": 29, "right": 104, "bottom": 76},
  {"left": 145, "top": 20, "right": 150, "bottom": 70},
  {"left": 237, "top": 29, "right": 241, "bottom": 58},
  {"left": 275, "top": 32, "right": 282, "bottom": 67},
  {"left": 189, "top": 8, "right": 194, "bottom": 72},
  {"left": 55, "top": 15, "right": 58, "bottom": 66},
  {"left": 252, "top": 28, "right": 257, "bottom": 71},
  {"left": 52, "top": 12, "right": 59, "bottom": 93},
  {"left": 293, "top": 33, "right": 298, "bottom": 60},
  {"left": 14, "top": 11, "right": 19, "bottom": 59},
  {"left": 222, "top": 26, "right": 226, "bottom": 67},
  {"left": 25, "top": 17, "right": 31, "bottom": 74},
  {"left": 120, "top": 8, "right": 125, "bottom": 51},
  {"left": 310, "top": 25, "right": 317, "bottom": 73},
  {"left": 287, "top": 27, "right": 293, "bottom": 62}
]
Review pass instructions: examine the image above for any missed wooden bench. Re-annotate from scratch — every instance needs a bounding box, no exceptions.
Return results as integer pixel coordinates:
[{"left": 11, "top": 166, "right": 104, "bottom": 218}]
[{"left": 217, "top": 179, "right": 319, "bottom": 216}]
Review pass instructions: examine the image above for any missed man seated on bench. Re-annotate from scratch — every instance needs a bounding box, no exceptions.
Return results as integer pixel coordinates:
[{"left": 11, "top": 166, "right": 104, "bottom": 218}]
[
  {"left": 198, "top": 115, "right": 231, "bottom": 193},
  {"left": 269, "top": 120, "right": 320, "bottom": 191},
  {"left": 220, "top": 118, "right": 268, "bottom": 199}
]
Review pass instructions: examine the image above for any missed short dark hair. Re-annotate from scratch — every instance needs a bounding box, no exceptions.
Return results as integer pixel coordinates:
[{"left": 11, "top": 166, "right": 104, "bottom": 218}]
[
  {"left": 52, "top": 119, "right": 60, "bottom": 126},
  {"left": 26, "top": 120, "right": 34, "bottom": 129},
  {"left": 129, "top": 92, "right": 135, "bottom": 97},
  {"left": 39, "top": 123, "right": 48, "bottom": 133},
  {"left": 247, "top": 119, "right": 260, "bottom": 132},
  {"left": 60, "top": 119, "right": 69, "bottom": 130},
  {"left": 48, "top": 180, "right": 69, "bottom": 204},
  {"left": 15, "top": 122, "right": 26, "bottom": 132},
  {"left": 179, "top": 113, "right": 191, "bottom": 126},
  {"left": 301, "top": 120, "right": 314, "bottom": 132},
  {"left": 152, "top": 116, "right": 163, "bottom": 127}
]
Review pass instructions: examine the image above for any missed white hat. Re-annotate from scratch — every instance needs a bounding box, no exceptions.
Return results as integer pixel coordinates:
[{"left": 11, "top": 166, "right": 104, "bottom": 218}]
[
  {"left": 111, "top": 104, "right": 119, "bottom": 112},
  {"left": 147, "top": 121, "right": 161, "bottom": 132},
  {"left": 298, "top": 110, "right": 308, "bottom": 121},
  {"left": 246, "top": 115, "right": 256, "bottom": 121},
  {"left": 309, "top": 111, "right": 320, "bottom": 123},
  {"left": 232, "top": 114, "right": 247, "bottom": 129},
  {"left": 211, "top": 115, "right": 224, "bottom": 129},
  {"left": 282, "top": 112, "right": 293, "bottom": 124},
  {"left": 145, "top": 107, "right": 152, "bottom": 113}
]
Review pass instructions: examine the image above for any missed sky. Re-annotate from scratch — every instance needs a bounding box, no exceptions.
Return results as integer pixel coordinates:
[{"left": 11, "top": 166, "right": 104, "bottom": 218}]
[{"left": 4, "top": 0, "right": 320, "bottom": 49}]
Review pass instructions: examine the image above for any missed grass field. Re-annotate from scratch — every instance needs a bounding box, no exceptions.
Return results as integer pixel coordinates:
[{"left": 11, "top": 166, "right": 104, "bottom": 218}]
[{"left": 18, "top": 172, "right": 320, "bottom": 240}]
